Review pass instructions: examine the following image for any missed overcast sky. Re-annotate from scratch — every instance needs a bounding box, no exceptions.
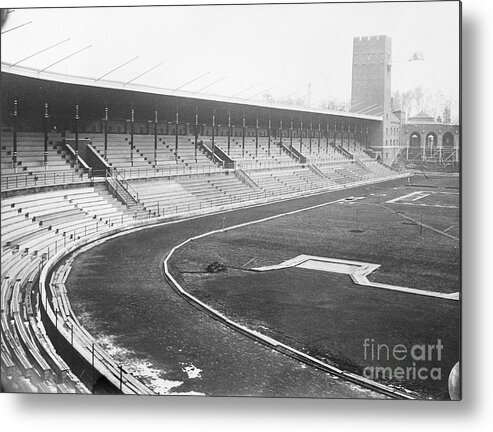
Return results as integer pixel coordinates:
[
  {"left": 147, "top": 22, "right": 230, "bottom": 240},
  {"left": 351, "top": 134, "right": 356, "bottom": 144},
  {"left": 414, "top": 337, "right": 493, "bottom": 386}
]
[{"left": 1, "top": 1, "right": 460, "bottom": 107}]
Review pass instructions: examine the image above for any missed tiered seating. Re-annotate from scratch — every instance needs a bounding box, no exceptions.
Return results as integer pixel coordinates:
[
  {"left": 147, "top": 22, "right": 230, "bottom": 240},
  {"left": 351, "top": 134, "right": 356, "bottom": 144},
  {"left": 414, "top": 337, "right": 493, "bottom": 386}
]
[
  {"left": 206, "top": 174, "right": 258, "bottom": 200},
  {"left": 82, "top": 134, "right": 157, "bottom": 178},
  {"left": 343, "top": 162, "right": 375, "bottom": 181},
  {"left": 130, "top": 173, "right": 264, "bottom": 216},
  {"left": 247, "top": 165, "right": 347, "bottom": 196},
  {"left": 130, "top": 179, "right": 202, "bottom": 216},
  {"left": 247, "top": 169, "right": 298, "bottom": 195},
  {"left": 1, "top": 132, "right": 89, "bottom": 190},
  {"left": 96, "top": 134, "right": 222, "bottom": 175},
  {"left": 1, "top": 187, "right": 156, "bottom": 393},
  {"left": 210, "top": 136, "right": 298, "bottom": 169},
  {"left": 177, "top": 177, "right": 237, "bottom": 207},
  {"left": 2, "top": 246, "right": 69, "bottom": 391},
  {"left": 340, "top": 140, "right": 372, "bottom": 161},
  {"left": 212, "top": 137, "right": 256, "bottom": 165},
  {"left": 258, "top": 138, "right": 297, "bottom": 166},
  {"left": 2, "top": 188, "right": 130, "bottom": 263},
  {"left": 363, "top": 160, "right": 395, "bottom": 177},
  {"left": 298, "top": 140, "right": 348, "bottom": 164},
  {"left": 163, "top": 136, "right": 215, "bottom": 169},
  {"left": 291, "top": 166, "right": 335, "bottom": 189},
  {"left": 1, "top": 186, "right": 143, "bottom": 393},
  {"left": 178, "top": 173, "right": 263, "bottom": 207},
  {"left": 315, "top": 164, "right": 358, "bottom": 185},
  {"left": 132, "top": 135, "right": 178, "bottom": 170},
  {"left": 2, "top": 132, "right": 69, "bottom": 174},
  {"left": 338, "top": 140, "right": 396, "bottom": 178}
]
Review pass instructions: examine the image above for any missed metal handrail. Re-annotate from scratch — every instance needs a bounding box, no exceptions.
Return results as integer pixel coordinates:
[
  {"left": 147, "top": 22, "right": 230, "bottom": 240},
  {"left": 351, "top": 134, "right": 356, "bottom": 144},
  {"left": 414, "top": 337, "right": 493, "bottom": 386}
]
[
  {"left": 1, "top": 169, "right": 88, "bottom": 190},
  {"left": 111, "top": 168, "right": 140, "bottom": 203},
  {"left": 234, "top": 169, "right": 259, "bottom": 189}
]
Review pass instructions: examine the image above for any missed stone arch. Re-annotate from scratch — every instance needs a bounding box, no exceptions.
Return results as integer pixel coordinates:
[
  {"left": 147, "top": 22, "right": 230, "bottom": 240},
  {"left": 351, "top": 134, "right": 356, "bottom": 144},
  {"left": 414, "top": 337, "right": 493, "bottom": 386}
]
[
  {"left": 409, "top": 132, "right": 421, "bottom": 149},
  {"left": 425, "top": 132, "right": 438, "bottom": 151},
  {"left": 443, "top": 132, "right": 454, "bottom": 148}
]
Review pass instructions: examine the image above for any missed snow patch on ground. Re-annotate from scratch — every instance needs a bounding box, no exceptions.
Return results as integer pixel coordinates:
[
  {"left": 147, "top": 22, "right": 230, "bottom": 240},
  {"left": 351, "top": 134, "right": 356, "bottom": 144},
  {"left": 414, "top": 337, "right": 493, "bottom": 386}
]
[
  {"left": 94, "top": 334, "right": 184, "bottom": 394},
  {"left": 181, "top": 362, "right": 202, "bottom": 379}
]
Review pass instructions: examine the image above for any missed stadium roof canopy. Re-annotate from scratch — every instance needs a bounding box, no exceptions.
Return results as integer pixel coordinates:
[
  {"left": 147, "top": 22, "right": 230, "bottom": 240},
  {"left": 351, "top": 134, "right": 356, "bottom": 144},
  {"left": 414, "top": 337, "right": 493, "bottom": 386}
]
[{"left": 1, "top": 62, "right": 381, "bottom": 123}]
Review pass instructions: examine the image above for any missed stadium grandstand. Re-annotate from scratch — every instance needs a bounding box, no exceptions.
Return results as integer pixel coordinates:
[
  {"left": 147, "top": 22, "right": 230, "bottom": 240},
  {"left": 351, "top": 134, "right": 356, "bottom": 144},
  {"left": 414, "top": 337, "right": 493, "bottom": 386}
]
[{"left": 1, "top": 5, "right": 459, "bottom": 399}]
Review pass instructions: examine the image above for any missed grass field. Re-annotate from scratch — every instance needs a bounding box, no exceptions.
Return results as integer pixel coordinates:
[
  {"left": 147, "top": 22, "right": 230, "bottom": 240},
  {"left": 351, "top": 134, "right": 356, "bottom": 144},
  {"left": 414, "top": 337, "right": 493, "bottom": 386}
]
[{"left": 170, "top": 174, "right": 460, "bottom": 399}]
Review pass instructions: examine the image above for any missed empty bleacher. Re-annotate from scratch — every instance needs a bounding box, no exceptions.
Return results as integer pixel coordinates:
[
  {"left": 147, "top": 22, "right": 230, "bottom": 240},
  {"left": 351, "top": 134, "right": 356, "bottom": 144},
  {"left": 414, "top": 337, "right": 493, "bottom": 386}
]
[
  {"left": 1, "top": 132, "right": 90, "bottom": 190},
  {"left": 76, "top": 133, "right": 222, "bottom": 178},
  {"left": 82, "top": 133, "right": 157, "bottom": 178},
  {"left": 132, "top": 135, "right": 177, "bottom": 170},
  {"left": 298, "top": 140, "right": 349, "bottom": 165},
  {"left": 208, "top": 136, "right": 298, "bottom": 169},
  {"left": 0, "top": 185, "right": 146, "bottom": 393},
  {"left": 129, "top": 172, "right": 261, "bottom": 216}
]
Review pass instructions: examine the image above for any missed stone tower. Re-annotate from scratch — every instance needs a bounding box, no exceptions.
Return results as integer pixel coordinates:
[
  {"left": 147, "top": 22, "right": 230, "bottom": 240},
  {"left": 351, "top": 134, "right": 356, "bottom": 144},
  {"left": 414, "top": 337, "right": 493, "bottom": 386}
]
[
  {"left": 351, "top": 35, "right": 392, "bottom": 116},
  {"left": 351, "top": 35, "right": 400, "bottom": 164}
]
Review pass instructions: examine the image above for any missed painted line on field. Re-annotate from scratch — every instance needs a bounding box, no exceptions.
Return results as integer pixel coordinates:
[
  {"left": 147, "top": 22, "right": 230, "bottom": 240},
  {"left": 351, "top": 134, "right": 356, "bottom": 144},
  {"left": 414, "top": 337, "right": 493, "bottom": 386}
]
[
  {"left": 252, "top": 254, "right": 459, "bottom": 301},
  {"left": 379, "top": 204, "right": 459, "bottom": 241},
  {"left": 444, "top": 225, "right": 457, "bottom": 233},
  {"left": 412, "top": 193, "right": 430, "bottom": 201},
  {"left": 386, "top": 191, "right": 423, "bottom": 204},
  {"left": 391, "top": 202, "right": 458, "bottom": 209},
  {"left": 387, "top": 190, "right": 458, "bottom": 206}
]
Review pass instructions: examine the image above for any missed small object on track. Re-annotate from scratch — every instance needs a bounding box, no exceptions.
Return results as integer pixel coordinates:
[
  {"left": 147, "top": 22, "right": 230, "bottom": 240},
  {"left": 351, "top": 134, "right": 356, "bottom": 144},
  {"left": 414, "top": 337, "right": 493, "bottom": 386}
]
[{"left": 205, "top": 261, "right": 227, "bottom": 273}]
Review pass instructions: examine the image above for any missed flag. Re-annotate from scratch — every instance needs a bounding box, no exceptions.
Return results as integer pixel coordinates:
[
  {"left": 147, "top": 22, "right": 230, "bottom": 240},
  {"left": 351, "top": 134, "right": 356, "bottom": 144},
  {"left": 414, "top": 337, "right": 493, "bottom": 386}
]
[{"left": 408, "top": 51, "right": 424, "bottom": 62}]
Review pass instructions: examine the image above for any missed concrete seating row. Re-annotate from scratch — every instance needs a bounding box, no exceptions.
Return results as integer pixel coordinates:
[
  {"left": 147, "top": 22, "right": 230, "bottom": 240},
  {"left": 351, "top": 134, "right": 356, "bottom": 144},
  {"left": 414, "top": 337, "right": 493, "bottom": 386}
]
[
  {"left": 87, "top": 134, "right": 156, "bottom": 177},
  {"left": 1, "top": 184, "right": 143, "bottom": 392},
  {"left": 176, "top": 176, "right": 255, "bottom": 208},
  {"left": 130, "top": 178, "right": 202, "bottom": 215},
  {"left": 1, "top": 132, "right": 77, "bottom": 173},
  {"left": 1, "top": 132, "right": 88, "bottom": 190},
  {"left": 212, "top": 138, "right": 298, "bottom": 170},
  {"left": 132, "top": 135, "right": 178, "bottom": 168},
  {"left": 206, "top": 174, "right": 259, "bottom": 200},
  {"left": 247, "top": 169, "right": 297, "bottom": 195},
  {"left": 2, "top": 188, "right": 131, "bottom": 259},
  {"left": 298, "top": 141, "right": 349, "bottom": 164},
  {"left": 1, "top": 255, "right": 84, "bottom": 393},
  {"left": 79, "top": 134, "right": 220, "bottom": 178}
]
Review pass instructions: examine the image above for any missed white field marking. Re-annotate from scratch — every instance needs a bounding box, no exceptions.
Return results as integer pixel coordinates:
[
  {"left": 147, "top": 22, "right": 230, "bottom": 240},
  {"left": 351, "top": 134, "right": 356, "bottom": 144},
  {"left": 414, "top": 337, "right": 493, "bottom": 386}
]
[
  {"left": 412, "top": 193, "right": 430, "bottom": 201},
  {"left": 386, "top": 190, "right": 458, "bottom": 208},
  {"left": 242, "top": 257, "right": 257, "bottom": 268},
  {"left": 386, "top": 190, "right": 424, "bottom": 204},
  {"left": 394, "top": 202, "right": 458, "bottom": 209},
  {"left": 444, "top": 225, "right": 457, "bottom": 233},
  {"left": 379, "top": 204, "right": 459, "bottom": 241},
  {"left": 252, "top": 254, "right": 459, "bottom": 301}
]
